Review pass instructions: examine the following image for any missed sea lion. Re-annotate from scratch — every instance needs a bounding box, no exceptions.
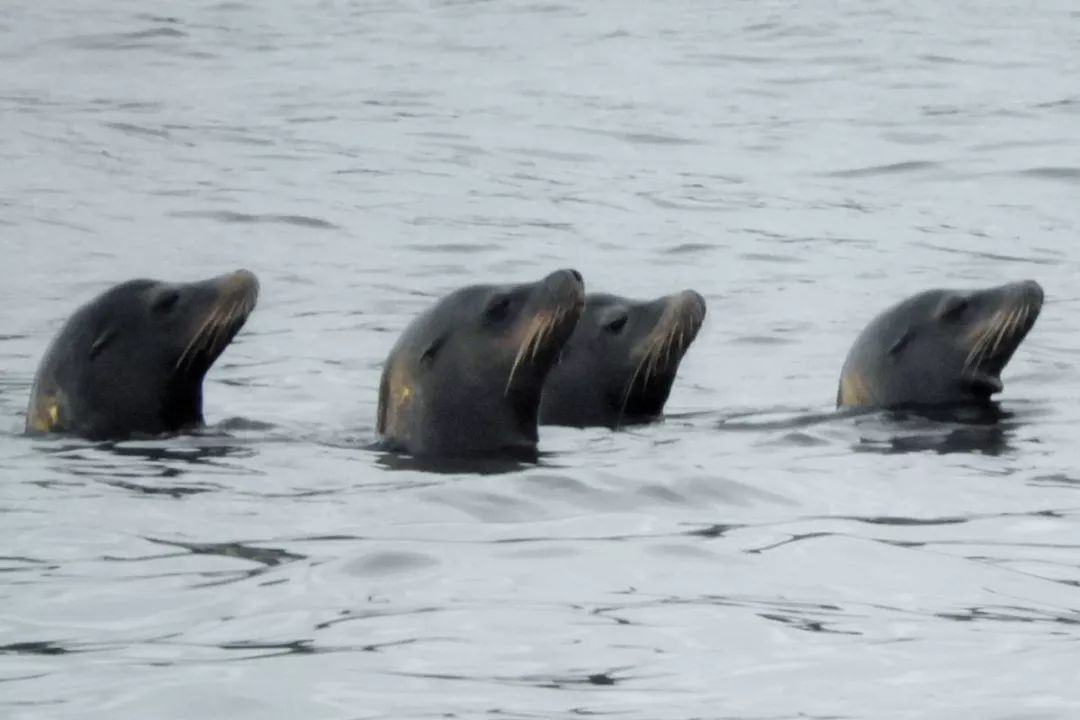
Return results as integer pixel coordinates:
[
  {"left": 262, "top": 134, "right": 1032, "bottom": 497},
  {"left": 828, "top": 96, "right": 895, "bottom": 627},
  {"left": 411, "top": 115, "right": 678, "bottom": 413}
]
[
  {"left": 377, "top": 269, "right": 585, "bottom": 461},
  {"left": 26, "top": 269, "right": 259, "bottom": 440},
  {"left": 837, "top": 280, "right": 1043, "bottom": 410},
  {"left": 539, "top": 289, "right": 707, "bottom": 428}
]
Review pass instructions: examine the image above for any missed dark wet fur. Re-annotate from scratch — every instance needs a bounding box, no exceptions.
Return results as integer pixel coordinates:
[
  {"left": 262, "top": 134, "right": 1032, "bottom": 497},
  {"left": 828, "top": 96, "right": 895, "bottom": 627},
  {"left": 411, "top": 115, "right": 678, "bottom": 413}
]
[
  {"left": 25, "top": 270, "right": 259, "bottom": 440},
  {"left": 539, "top": 290, "right": 706, "bottom": 428},
  {"left": 377, "top": 269, "right": 584, "bottom": 461},
  {"left": 837, "top": 280, "right": 1043, "bottom": 411}
]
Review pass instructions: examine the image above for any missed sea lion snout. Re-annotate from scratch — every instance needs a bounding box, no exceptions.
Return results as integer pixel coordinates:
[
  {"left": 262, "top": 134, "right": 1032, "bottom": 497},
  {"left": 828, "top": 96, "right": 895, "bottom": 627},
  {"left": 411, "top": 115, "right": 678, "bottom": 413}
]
[
  {"left": 1011, "top": 279, "right": 1044, "bottom": 307},
  {"left": 674, "top": 289, "right": 707, "bottom": 316},
  {"left": 540, "top": 268, "right": 586, "bottom": 308},
  {"left": 211, "top": 268, "right": 260, "bottom": 303}
]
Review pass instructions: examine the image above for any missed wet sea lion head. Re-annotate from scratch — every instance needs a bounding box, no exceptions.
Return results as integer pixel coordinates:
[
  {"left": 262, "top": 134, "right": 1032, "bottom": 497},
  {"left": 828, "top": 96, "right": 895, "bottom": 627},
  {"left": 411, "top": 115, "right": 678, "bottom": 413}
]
[
  {"left": 378, "top": 268, "right": 585, "bottom": 460},
  {"left": 540, "top": 289, "right": 707, "bottom": 428},
  {"left": 26, "top": 269, "right": 260, "bottom": 439},
  {"left": 837, "top": 279, "right": 1043, "bottom": 410}
]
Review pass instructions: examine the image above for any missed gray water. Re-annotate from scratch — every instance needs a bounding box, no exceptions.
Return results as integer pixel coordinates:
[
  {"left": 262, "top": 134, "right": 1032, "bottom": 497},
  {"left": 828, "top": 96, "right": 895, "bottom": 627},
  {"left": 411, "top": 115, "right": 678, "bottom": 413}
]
[{"left": 2, "top": 1, "right": 1080, "bottom": 718}]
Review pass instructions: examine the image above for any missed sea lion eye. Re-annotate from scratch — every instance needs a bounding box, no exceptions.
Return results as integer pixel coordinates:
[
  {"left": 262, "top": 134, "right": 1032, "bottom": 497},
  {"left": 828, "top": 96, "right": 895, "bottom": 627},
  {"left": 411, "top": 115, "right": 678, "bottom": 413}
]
[
  {"left": 603, "top": 315, "right": 628, "bottom": 334},
  {"left": 152, "top": 290, "right": 180, "bottom": 315},
  {"left": 939, "top": 297, "right": 968, "bottom": 321},
  {"left": 484, "top": 295, "right": 512, "bottom": 323}
]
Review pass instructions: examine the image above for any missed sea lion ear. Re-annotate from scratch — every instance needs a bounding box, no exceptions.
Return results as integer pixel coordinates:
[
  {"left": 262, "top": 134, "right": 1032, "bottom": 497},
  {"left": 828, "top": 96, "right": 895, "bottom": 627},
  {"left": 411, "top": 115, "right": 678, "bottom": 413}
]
[
  {"left": 89, "top": 329, "right": 116, "bottom": 360},
  {"left": 420, "top": 335, "right": 445, "bottom": 368},
  {"left": 887, "top": 329, "right": 913, "bottom": 358}
]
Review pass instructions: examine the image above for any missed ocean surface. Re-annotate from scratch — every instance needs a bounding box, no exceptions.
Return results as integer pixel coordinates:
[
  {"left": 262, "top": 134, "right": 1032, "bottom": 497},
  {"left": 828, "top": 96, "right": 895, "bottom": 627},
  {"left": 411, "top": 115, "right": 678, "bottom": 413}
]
[{"left": 2, "top": 1, "right": 1080, "bottom": 718}]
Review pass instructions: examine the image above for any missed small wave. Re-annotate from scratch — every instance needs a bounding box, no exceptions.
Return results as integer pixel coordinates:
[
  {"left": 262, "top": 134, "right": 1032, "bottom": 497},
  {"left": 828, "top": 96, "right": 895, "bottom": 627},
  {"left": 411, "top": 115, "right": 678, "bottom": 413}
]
[
  {"left": 342, "top": 550, "right": 440, "bottom": 577},
  {"left": 910, "top": 241, "right": 1060, "bottom": 265},
  {"left": 408, "top": 215, "right": 573, "bottom": 231},
  {"left": 507, "top": 146, "right": 600, "bottom": 163},
  {"left": 563, "top": 125, "right": 704, "bottom": 146},
  {"left": 170, "top": 210, "right": 340, "bottom": 230},
  {"left": 1014, "top": 167, "right": 1080, "bottom": 184},
  {"left": 679, "top": 52, "right": 784, "bottom": 66},
  {"left": 63, "top": 27, "right": 187, "bottom": 51},
  {"left": 663, "top": 243, "right": 717, "bottom": 255},
  {"left": 103, "top": 122, "right": 175, "bottom": 141},
  {"left": 824, "top": 160, "right": 940, "bottom": 178},
  {"left": 403, "top": 242, "right": 501, "bottom": 254},
  {"left": 730, "top": 334, "right": 798, "bottom": 345},
  {"left": 738, "top": 251, "right": 804, "bottom": 264}
]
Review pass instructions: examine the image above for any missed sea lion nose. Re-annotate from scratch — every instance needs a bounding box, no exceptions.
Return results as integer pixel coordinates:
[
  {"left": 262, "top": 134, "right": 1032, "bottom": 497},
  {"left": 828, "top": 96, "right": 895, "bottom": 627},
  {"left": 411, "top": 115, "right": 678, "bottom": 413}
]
[
  {"left": 216, "top": 269, "right": 260, "bottom": 300},
  {"left": 677, "top": 289, "right": 707, "bottom": 315},
  {"left": 1016, "top": 279, "right": 1044, "bottom": 305},
  {"left": 546, "top": 268, "right": 585, "bottom": 293}
]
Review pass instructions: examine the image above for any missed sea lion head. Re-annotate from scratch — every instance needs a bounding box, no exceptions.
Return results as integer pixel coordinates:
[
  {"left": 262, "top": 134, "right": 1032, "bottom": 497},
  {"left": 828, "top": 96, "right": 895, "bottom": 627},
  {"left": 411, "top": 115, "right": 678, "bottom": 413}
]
[
  {"left": 378, "top": 268, "right": 585, "bottom": 460},
  {"left": 539, "top": 289, "right": 707, "bottom": 428},
  {"left": 26, "top": 269, "right": 260, "bottom": 439},
  {"left": 837, "top": 279, "right": 1043, "bottom": 410}
]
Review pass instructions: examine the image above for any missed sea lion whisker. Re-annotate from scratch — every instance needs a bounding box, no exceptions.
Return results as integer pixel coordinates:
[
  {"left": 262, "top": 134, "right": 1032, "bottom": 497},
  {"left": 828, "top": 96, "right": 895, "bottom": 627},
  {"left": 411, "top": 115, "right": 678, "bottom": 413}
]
[
  {"left": 641, "top": 336, "right": 660, "bottom": 387},
  {"left": 176, "top": 317, "right": 208, "bottom": 370},
  {"left": 974, "top": 322, "right": 996, "bottom": 368},
  {"left": 646, "top": 329, "right": 666, "bottom": 387},
  {"left": 201, "top": 304, "right": 234, "bottom": 361},
  {"left": 990, "top": 308, "right": 1013, "bottom": 357},
  {"left": 533, "top": 314, "right": 553, "bottom": 362},
  {"left": 662, "top": 319, "right": 681, "bottom": 368},
  {"left": 621, "top": 329, "right": 665, "bottom": 422},
  {"left": 176, "top": 308, "right": 219, "bottom": 371},
  {"left": 1003, "top": 307, "right": 1021, "bottom": 349},
  {"left": 668, "top": 320, "right": 683, "bottom": 365},
  {"left": 966, "top": 323, "right": 989, "bottom": 372},
  {"left": 196, "top": 298, "right": 248, "bottom": 369},
  {"left": 505, "top": 315, "right": 542, "bottom": 396},
  {"left": 529, "top": 318, "right": 546, "bottom": 362},
  {"left": 965, "top": 323, "right": 994, "bottom": 373},
  {"left": 1006, "top": 304, "right": 1023, "bottom": 338},
  {"left": 657, "top": 322, "right": 673, "bottom": 369},
  {"left": 532, "top": 312, "right": 557, "bottom": 362},
  {"left": 618, "top": 349, "right": 652, "bottom": 426}
]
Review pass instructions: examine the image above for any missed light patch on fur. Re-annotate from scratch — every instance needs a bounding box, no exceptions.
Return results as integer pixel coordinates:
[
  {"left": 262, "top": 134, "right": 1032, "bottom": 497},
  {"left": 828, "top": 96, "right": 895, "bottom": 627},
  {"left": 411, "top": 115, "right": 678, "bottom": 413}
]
[
  {"left": 28, "top": 393, "right": 61, "bottom": 433},
  {"left": 838, "top": 372, "right": 874, "bottom": 408},
  {"left": 379, "top": 360, "right": 417, "bottom": 439}
]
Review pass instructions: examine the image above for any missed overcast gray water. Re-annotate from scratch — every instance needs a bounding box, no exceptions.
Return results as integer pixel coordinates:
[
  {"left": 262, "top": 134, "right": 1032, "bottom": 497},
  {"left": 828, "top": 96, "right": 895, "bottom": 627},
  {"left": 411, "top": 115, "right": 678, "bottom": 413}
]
[{"left": 2, "top": 1, "right": 1080, "bottom": 718}]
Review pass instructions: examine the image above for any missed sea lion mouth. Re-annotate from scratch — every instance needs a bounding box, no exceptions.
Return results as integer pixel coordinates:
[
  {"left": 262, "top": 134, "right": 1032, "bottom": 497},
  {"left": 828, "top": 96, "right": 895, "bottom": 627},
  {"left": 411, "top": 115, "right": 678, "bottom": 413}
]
[
  {"left": 961, "top": 280, "right": 1042, "bottom": 397},
  {"left": 617, "top": 289, "right": 707, "bottom": 422},
  {"left": 504, "top": 269, "right": 585, "bottom": 396},
  {"left": 175, "top": 269, "right": 260, "bottom": 375},
  {"left": 964, "top": 372, "right": 1004, "bottom": 399}
]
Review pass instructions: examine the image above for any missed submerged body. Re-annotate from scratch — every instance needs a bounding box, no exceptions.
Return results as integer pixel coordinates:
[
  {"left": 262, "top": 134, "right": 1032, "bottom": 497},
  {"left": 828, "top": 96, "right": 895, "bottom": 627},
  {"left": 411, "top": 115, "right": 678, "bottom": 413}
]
[
  {"left": 378, "top": 269, "right": 585, "bottom": 461},
  {"left": 26, "top": 270, "right": 259, "bottom": 440},
  {"left": 539, "top": 290, "right": 706, "bottom": 428},
  {"left": 837, "top": 280, "right": 1043, "bottom": 410}
]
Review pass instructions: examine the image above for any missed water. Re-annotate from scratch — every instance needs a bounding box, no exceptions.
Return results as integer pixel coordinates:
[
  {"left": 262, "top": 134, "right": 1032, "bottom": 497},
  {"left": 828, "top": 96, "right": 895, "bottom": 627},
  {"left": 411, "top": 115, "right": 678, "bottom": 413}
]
[{"left": 2, "top": 0, "right": 1080, "bottom": 717}]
